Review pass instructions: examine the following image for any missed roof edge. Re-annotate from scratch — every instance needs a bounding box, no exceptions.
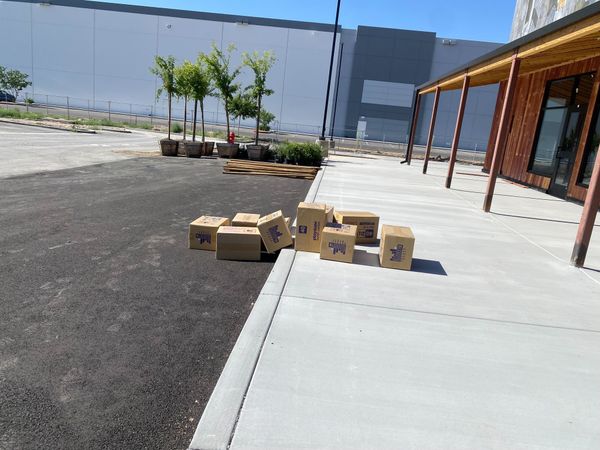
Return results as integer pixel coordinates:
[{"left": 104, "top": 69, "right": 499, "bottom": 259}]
[
  {"left": 417, "top": 1, "right": 600, "bottom": 91},
  {"left": 6, "top": 0, "right": 340, "bottom": 33}
]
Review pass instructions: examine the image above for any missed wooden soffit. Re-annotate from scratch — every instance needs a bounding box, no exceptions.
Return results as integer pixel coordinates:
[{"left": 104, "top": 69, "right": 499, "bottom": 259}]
[{"left": 419, "top": 10, "right": 600, "bottom": 95}]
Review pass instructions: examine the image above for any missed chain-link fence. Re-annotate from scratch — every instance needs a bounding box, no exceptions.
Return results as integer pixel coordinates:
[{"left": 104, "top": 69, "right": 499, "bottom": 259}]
[{"left": 3, "top": 91, "right": 486, "bottom": 164}]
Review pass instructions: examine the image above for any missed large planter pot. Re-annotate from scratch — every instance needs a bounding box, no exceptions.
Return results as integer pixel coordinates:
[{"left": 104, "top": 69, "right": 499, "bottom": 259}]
[
  {"left": 203, "top": 141, "right": 215, "bottom": 157},
  {"left": 159, "top": 138, "right": 178, "bottom": 157},
  {"left": 216, "top": 143, "right": 239, "bottom": 158},
  {"left": 178, "top": 140, "right": 191, "bottom": 157},
  {"left": 246, "top": 144, "right": 269, "bottom": 161},
  {"left": 184, "top": 141, "right": 203, "bottom": 158}
]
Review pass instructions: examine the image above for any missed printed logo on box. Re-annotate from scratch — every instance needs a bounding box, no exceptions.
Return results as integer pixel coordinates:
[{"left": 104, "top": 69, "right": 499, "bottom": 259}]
[
  {"left": 195, "top": 232, "right": 211, "bottom": 244},
  {"left": 312, "top": 221, "right": 321, "bottom": 240},
  {"left": 362, "top": 229, "right": 374, "bottom": 238},
  {"left": 328, "top": 240, "right": 346, "bottom": 255},
  {"left": 298, "top": 225, "right": 308, "bottom": 234},
  {"left": 390, "top": 244, "right": 405, "bottom": 262},
  {"left": 268, "top": 225, "right": 283, "bottom": 243}
]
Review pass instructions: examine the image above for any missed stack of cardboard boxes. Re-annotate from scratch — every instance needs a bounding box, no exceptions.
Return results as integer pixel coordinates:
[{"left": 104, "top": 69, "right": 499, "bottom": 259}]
[{"left": 188, "top": 203, "right": 415, "bottom": 271}]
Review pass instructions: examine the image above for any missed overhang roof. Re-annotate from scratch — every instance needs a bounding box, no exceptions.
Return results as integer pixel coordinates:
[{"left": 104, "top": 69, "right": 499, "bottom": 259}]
[{"left": 417, "top": 2, "right": 600, "bottom": 94}]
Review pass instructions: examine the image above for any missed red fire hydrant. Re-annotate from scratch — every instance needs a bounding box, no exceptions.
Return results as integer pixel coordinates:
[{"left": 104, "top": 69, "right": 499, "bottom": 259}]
[{"left": 228, "top": 131, "right": 235, "bottom": 144}]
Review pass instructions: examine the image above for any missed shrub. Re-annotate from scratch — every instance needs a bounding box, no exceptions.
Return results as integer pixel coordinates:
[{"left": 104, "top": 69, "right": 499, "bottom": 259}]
[
  {"left": 171, "top": 122, "right": 183, "bottom": 133},
  {"left": 275, "top": 142, "right": 322, "bottom": 167}
]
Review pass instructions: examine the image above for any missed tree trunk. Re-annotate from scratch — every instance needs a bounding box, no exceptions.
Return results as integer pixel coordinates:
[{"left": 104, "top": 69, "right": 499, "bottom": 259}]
[
  {"left": 238, "top": 116, "right": 241, "bottom": 136},
  {"left": 255, "top": 95, "right": 261, "bottom": 146},
  {"left": 200, "top": 101, "right": 205, "bottom": 143},
  {"left": 168, "top": 93, "right": 172, "bottom": 140},
  {"left": 225, "top": 99, "right": 230, "bottom": 138},
  {"left": 192, "top": 99, "right": 198, "bottom": 142},
  {"left": 183, "top": 95, "right": 188, "bottom": 141}
]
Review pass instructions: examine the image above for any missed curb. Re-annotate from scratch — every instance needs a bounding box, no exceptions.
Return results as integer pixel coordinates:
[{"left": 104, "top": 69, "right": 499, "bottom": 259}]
[
  {"left": 188, "top": 167, "right": 327, "bottom": 450},
  {"left": 101, "top": 127, "right": 132, "bottom": 133},
  {"left": 0, "top": 118, "right": 96, "bottom": 134},
  {"left": 188, "top": 250, "right": 296, "bottom": 450}
]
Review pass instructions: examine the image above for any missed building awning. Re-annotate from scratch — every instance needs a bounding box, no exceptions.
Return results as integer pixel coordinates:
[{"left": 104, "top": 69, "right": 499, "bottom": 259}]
[{"left": 417, "top": 2, "right": 600, "bottom": 94}]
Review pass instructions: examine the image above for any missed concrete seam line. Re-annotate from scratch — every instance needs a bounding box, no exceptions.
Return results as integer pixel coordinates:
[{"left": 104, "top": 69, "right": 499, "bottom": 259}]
[
  {"left": 188, "top": 161, "right": 325, "bottom": 450},
  {"left": 447, "top": 183, "right": 600, "bottom": 288}
]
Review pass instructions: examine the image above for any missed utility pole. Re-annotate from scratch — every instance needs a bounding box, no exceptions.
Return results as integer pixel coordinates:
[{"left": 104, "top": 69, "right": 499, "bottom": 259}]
[{"left": 319, "top": 0, "right": 342, "bottom": 141}]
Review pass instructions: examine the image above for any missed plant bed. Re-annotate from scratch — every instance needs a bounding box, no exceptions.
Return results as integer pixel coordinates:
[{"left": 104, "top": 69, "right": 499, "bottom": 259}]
[
  {"left": 159, "top": 138, "right": 178, "bottom": 157},
  {"left": 275, "top": 142, "right": 323, "bottom": 167},
  {"left": 246, "top": 144, "right": 270, "bottom": 161},
  {"left": 216, "top": 142, "right": 239, "bottom": 158},
  {"left": 184, "top": 141, "right": 203, "bottom": 158},
  {"left": 203, "top": 141, "right": 215, "bottom": 156}
]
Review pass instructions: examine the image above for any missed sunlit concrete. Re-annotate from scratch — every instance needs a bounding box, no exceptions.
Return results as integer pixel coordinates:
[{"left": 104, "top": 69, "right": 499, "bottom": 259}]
[{"left": 226, "top": 155, "right": 600, "bottom": 449}]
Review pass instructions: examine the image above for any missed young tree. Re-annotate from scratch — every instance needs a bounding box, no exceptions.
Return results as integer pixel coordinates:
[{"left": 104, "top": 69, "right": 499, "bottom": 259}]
[
  {"left": 259, "top": 109, "right": 276, "bottom": 131},
  {"left": 202, "top": 43, "right": 241, "bottom": 139},
  {"left": 242, "top": 51, "right": 276, "bottom": 145},
  {"left": 1, "top": 68, "right": 31, "bottom": 100},
  {"left": 229, "top": 92, "right": 256, "bottom": 135},
  {"left": 150, "top": 55, "right": 176, "bottom": 140},
  {"left": 189, "top": 55, "right": 214, "bottom": 143},
  {"left": 174, "top": 60, "right": 195, "bottom": 141}
]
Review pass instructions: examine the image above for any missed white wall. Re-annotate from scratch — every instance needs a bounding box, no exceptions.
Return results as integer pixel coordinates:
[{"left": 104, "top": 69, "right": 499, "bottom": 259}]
[{"left": 1, "top": 1, "right": 337, "bottom": 133}]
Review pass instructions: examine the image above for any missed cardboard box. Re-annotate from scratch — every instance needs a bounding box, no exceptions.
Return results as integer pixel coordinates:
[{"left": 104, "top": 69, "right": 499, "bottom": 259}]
[
  {"left": 216, "top": 226, "right": 262, "bottom": 261},
  {"left": 232, "top": 213, "right": 260, "bottom": 227},
  {"left": 189, "top": 216, "right": 230, "bottom": 251},
  {"left": 320, "top": 223, "right": 357, "bottom": 263},
  {"left": 326, "top": 205, "right": 334, "bottom": 224},
  {"left": 257, "top": 210, "right": 293, "bottom": 253},
  {"left": 334, "top": 210, "right": 379, "bottom": 244},
  {"left": 295, "top": 202, "right": 327, "bottom": 253},
  {"left": 284, "top": 217, "right": 292, "bottom": 231},
  {"left": 379, "top": 225, "right": 415, "bottom": 270}
]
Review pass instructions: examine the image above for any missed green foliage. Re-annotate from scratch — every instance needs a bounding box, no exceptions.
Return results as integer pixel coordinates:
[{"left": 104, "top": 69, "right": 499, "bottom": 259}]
[
  {"left": 25, "top": 98, "right": 34, "bottom": 104},
  {"left": 0, "top": 108, "right": 43, "bottom": 120},
  {"left": 242, "top": 51, "right": 276, "bottom": 144},
  {"left": 242, "top": 51, "right": 276, "bottom": 101},
  {"left": 230, "top": 92, "right": 256, "bottom": 121},
  {"left": 189, "top": 55, "right": 214, "bottom": 104},
  {"left": 259, "top": 110, "right": 275, "bottom": 131},
  {"left": 275, "top": 142, "right": 323, "bottom": 167},
  {"left": 150, "top": 55, "right": 176, "bottom": 100},
  {"left": 201, "top": 43, "right": 241, "bottom": 134},
  {"left": 171, "top": 122, "right": 183, "bottom": 133},
  {"left": 174, "top": 60, "right": 195, "bottom": 100},
  {"left": 0, "top": 66, "right": 31, "bottom": 99}
]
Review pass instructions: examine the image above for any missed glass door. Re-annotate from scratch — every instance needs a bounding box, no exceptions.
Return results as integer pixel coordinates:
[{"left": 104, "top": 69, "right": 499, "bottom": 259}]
[
  {"left": 547, "top": 108, "right": 583, "bottom": 197},
  {"left": 529, "top": 73, "right": 594, "bottom": 198}
]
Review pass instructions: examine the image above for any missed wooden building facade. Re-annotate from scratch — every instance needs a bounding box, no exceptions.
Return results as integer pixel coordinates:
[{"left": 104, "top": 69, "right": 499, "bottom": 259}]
[
  {"left": 407, "top": 2, "right": 600, "bottom": 267},
  {"left": 483, "top": 57, "right": 600, "bottom": 202}
]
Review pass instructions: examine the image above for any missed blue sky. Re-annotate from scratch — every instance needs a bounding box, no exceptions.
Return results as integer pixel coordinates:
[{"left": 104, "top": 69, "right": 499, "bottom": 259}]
[{"left": 99, "top": 0, "right": 516, "bottom": 43}]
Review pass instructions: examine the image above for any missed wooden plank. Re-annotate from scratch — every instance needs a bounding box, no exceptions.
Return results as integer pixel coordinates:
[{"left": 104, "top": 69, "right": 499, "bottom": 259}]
[
  {"left": 420, "top": 13, "right": 600, "bottom": 94},
  {"left": 519, "top": 14, "right": 600, "bottom": 58}
]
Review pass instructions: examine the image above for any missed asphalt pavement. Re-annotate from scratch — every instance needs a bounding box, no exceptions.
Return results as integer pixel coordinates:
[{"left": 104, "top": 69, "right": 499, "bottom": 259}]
[{"left": 0, "top": 127, "right": 310, "bottom": 449}]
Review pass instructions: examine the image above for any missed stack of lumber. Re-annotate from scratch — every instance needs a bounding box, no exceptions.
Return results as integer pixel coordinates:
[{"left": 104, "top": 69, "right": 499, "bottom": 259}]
[{"left": 223, "top": 160, "right": 320, "bottom": 180}]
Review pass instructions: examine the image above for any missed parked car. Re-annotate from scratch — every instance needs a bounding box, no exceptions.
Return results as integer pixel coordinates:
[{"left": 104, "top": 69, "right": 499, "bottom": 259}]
[{"left": 0, "top": 91, "right": 16, "bottom": 102}]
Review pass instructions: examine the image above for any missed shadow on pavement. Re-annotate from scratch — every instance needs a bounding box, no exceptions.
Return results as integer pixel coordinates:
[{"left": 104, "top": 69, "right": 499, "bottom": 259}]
[{"left": 352, "top": 250, "right": 447, "bottom": 276}]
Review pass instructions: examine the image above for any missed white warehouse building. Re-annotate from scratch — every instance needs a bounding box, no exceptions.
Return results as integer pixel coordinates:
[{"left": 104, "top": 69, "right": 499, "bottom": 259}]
[{"left": 1, "top": 0, "right": 502, "bottom": 149}]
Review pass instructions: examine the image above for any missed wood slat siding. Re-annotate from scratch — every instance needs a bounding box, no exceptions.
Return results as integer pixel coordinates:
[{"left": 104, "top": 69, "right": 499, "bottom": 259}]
[{"left": 485, "top": 56, "right": 600, "bottom": 201}]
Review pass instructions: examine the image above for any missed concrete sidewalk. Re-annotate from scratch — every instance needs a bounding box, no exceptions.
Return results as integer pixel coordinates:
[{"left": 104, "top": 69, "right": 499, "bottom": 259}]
[{"left": 191, "top": 155, "right": 600, "bottom": 450}]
